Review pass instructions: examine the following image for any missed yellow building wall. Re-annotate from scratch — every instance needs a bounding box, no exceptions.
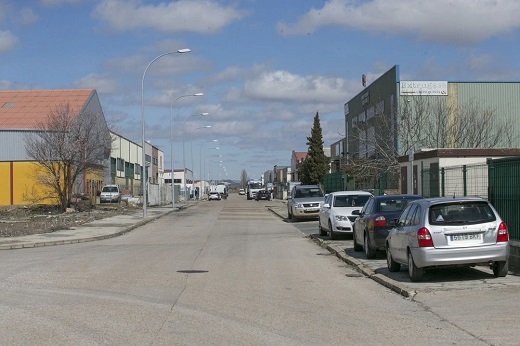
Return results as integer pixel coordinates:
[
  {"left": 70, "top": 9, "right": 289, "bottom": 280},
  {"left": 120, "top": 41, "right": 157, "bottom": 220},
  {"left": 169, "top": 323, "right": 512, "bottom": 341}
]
[
  {"left": 1, "top": 161, "right": 105, "bottom": 207},
  {"left": 13, "top": 161, "right": 56, "bottom": 205},
  {"left": 0, "top": 162, "right": 11, "bottom": 205}
]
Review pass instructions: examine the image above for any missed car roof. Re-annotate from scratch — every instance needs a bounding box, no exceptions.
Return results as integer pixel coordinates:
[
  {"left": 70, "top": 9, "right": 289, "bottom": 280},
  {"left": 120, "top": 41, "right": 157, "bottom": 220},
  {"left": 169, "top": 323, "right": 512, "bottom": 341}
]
[
  {"left": 294, "top": 185, "right": 320, "bottom": 189},
  {"left": 411, "top": 196, "right": 488, "bottom": 207},
  {"left": 371, "top": 194, "right": 423, "bottom": 201},
  {"left": 329, "top": 190, "right": 372, "bottom": 196}
]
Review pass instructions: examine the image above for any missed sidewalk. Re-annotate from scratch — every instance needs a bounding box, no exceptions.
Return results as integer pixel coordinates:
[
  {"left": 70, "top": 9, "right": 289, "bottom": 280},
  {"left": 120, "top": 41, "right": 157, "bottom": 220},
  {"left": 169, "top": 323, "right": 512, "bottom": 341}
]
[{"left": 0, "top": 204, "right": 188, "bottom": 250}]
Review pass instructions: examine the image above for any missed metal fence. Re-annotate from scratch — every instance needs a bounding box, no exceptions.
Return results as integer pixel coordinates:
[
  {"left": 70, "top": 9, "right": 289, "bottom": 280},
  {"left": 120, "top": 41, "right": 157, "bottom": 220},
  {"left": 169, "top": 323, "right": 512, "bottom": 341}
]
[
  {"left": 421, "top": 160, "right": 520, "bottom": 241},
  {"left": 421, "top": 163, "right": 489, "bottom": 199}
]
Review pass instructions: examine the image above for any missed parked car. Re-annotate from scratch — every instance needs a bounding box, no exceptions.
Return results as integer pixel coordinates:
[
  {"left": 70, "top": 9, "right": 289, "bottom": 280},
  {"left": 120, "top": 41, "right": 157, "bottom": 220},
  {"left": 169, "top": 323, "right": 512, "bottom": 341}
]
[
  {"left": 208, "top": 191, "right": 221, "bottom": 201},
  {"left": 386, "top": 197, "right": 510, "bottom": 282},
  {"left": 239, "top": 188, "right": 246, "bottom": 195},
  {"left": 287, "top": 185, "right": 324, "bottom": 221},
  {"left": 255, "top": 190, "right": 271, "bottom": 201},
  {"left": 319, "top": 190, "right": 372, "bottom": 239},
  {"left": 353, "top": 194, "right": 423, "bottom": 259},
  {"left": 100, "top": 185, "right": 121, "bottom": 203}
]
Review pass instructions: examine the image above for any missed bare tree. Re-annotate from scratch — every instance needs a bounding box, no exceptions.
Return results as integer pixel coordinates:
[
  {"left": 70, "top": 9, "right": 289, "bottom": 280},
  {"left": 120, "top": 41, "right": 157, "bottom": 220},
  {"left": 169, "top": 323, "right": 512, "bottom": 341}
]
[
  {"left": 24, "top": 103, "right": 112, "bottom": 211},
  {"left": 240, "top": 169, "right": 248, "bottom": 188}
]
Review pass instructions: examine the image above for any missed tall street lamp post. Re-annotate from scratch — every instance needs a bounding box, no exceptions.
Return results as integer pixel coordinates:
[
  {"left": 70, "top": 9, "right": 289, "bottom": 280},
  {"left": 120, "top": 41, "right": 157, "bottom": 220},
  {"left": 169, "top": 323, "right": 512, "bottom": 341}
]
[
  {"left": 169, "top": 93, "right": 203, "bottom": 209},
  {"left": 189, "top": 125, "right": 212, "bottom": 200},
  {"left": 141, "top": 48, "right": 191, "bottom": 218},
  {"left": 183, "top": 112, "right": 209, "bottom": 204},
  {"left": 199, "top": 140, "right": 218, "bottom": 199}
]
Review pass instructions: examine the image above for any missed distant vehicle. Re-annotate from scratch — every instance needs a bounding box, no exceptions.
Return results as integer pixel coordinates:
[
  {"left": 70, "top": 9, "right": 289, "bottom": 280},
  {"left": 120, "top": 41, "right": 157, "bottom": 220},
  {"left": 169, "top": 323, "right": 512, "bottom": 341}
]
[
  {"left": 239, "top": 188, "right": 246, "bottom": 195},
  {"left": 386, "top": 197, "right": 510, "bottom": 282},
  {"left": 319, "top": 191, "right": 372, "bottom": 239},
  {"left": 100, "top": 185, "right": 121, "bottom": 203},
  {"left": 208, "top": 191, "right": 221, "bottom": 201},
  {"left": 352, "top": 194, "right": 423, "bottom": 259},
  {"left": 208, "top": 183, "right": 228, "bottom": 199},
  {"left": 287, "top": 185, "right": 324, "bottom": 221},
  {"left": 255, "top": 190, "right": 271, "bottom": 201},
  {"left": 246, "top": 179, "right": 263, "bottom": 200}
]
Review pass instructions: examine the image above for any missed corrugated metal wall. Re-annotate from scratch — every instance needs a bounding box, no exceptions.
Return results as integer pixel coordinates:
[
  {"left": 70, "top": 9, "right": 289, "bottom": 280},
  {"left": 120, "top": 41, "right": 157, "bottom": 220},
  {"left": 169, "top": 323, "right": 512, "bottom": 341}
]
[
  {"left": 0, "top": 130, "right": 32, "bottom": 161},
  {"left": 455, "top": 82, "right": 520, "bottom": 147}
]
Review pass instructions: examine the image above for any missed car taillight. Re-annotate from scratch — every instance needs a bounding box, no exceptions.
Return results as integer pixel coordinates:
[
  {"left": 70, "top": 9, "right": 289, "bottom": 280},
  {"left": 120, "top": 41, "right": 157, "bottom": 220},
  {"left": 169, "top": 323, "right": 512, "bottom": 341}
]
[
  {"left": 417, "top": 227, "right": 433, "bottom": 247},
  {"left": 374, "top": 215, "right": 386, "bottom": 227},
  {"left": 497, "top": 222, "right": 509, "bottom": 242}
]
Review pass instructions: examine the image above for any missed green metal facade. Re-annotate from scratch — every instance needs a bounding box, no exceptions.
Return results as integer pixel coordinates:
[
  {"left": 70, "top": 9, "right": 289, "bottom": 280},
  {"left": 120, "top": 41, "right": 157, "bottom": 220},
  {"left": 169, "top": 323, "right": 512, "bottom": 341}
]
[{"left": 454, "top": 82, "right": 520, "bottom": 147}]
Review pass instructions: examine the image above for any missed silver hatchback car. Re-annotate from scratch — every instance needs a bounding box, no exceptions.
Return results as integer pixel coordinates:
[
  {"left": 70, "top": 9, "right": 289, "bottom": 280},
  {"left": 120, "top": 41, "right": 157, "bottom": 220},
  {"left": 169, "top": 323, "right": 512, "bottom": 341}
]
[{"left": 386, "top": 197, "right": 509, "bottom": 282}]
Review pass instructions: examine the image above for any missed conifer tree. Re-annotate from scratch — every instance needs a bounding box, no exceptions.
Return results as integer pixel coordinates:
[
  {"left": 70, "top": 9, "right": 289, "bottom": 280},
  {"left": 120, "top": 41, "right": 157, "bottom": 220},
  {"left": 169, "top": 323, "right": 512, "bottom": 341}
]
[{"left": 299, "top": 112, "right": 329, "bottom": 185}]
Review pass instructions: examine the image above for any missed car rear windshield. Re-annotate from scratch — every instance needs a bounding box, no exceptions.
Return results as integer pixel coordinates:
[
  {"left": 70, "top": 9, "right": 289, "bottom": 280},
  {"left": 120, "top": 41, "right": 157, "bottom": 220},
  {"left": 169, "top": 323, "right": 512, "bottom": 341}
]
[
  {"left": 378, "top": 197, "right": 417, "bottom": 212},
  {"left": 334, "top": 195, "right": 370, "bottom": 207},
  {"left": 429, "top": 201, "right": 497, "bottom": 225}
]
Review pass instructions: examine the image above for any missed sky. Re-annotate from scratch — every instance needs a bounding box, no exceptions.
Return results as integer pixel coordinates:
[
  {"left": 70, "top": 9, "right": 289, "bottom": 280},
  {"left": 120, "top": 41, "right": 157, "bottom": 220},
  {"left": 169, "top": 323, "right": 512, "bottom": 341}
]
[{"left": 1, "top": 0, "right": 520, "bottom": 181}]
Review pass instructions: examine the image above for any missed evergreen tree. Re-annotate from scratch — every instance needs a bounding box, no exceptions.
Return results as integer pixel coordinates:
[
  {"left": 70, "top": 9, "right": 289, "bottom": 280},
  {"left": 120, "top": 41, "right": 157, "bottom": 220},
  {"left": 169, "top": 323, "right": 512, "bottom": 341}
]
[{"left": 299, "top": 112, "right": 329, "bottom": 185}]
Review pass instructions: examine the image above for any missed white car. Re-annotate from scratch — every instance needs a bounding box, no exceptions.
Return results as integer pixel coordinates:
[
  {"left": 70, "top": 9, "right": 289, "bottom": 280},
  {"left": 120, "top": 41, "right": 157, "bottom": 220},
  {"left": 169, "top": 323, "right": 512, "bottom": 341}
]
[
  {"left": 319, "top": 191, "right": 372, "bottom": 239},
  {"left": 239, "top": 189, "right": 245, "bottom": 195},
  {"left": 208, "top": 191, "right": 221, "bottom": 201}
]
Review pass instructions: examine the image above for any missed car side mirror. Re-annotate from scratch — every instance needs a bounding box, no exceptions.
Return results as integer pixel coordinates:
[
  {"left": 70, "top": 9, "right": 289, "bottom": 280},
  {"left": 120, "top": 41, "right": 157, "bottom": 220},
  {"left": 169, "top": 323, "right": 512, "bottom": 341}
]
[
  {"left": 323, "top": 203, "right": 330, "bottom": 209},
  {"left": 352, "top": 210, "right": 361, "bottom": 215}
]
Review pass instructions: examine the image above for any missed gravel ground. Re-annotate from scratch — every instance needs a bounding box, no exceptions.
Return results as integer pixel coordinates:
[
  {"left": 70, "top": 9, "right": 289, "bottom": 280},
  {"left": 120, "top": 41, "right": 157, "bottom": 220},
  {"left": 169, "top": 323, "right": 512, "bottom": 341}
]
[{"left": 0, "top": 203, "right": 138, "bottom": 237}]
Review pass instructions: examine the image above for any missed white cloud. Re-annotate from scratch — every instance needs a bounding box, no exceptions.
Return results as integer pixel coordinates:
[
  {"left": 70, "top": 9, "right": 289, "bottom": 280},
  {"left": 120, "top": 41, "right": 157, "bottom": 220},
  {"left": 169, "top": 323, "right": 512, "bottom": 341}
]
[
  {"left": 0, "top": 30, "right": 18, "bottom": 52},
  {"left": 73, "top": 73, "right": 118, "bottom": 94},
  {"left": 242, "top": 70, "right": 350, "bottom": 103},
  {"left": 93, "top": 0, "right": 246, "bottom": 33},
  {"left": 19, "top": 8, "right": 38, "bottom": 25},
  {"left": 39, "top": 0, "right": 80, "bottom": 6},
  {"left": 277, "top": 0, "right": 520, "bottom": 44}
]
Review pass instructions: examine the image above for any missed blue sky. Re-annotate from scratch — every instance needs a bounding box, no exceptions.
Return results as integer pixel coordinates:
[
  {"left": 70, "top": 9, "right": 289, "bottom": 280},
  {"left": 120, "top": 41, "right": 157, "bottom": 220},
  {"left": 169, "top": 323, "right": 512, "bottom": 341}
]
[{"left": 1, "top": 0, "right": 520, "bottom": 180}]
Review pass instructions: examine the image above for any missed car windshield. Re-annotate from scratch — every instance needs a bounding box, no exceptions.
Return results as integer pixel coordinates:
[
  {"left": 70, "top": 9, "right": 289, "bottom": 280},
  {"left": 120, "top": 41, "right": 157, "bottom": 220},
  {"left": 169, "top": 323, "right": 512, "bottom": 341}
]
[
  {"left": 334, "top": 195, "right": 370, "bottom": 207},
  {"left": 429, "top": 201, "right": 497, "bottom": 225},
  {"left": 295, "top": 188, "right": 324, "bottom": 198},
  {"left": 102, "top": 186, "right": 118, "bottom": 192}
]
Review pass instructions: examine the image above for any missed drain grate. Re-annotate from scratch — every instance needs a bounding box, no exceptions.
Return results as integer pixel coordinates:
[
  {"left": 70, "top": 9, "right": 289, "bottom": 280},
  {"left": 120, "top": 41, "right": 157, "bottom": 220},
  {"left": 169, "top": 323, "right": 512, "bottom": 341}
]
[{"left": 177, "top": 270, "right": 209, "bottom": 274}]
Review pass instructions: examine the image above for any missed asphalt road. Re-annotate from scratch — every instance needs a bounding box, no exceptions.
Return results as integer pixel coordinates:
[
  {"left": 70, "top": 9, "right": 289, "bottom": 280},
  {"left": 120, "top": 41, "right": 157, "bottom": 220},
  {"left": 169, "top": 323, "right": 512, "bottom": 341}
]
[{"left": 0, "top": 194, "right": 518, "bottom": 345}]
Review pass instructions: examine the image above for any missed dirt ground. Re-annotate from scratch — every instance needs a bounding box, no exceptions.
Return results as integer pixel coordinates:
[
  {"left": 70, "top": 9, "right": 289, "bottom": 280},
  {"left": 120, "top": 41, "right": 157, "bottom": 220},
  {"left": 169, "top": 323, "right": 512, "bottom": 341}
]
[{"left": 0, "top": 203, "right": 138, "bottom": 237}]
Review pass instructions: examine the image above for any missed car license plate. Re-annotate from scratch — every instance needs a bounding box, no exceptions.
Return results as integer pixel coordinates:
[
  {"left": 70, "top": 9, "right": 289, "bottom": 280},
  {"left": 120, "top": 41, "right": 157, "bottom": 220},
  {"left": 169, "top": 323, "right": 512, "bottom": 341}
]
[{"left": 450, "top": 234, "right": 482, "bottom": 241}]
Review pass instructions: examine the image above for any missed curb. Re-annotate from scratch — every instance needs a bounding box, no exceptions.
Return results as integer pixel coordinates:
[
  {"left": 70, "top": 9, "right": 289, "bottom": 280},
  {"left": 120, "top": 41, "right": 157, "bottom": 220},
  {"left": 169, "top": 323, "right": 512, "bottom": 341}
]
[
  {"left": 311, "top": 235, "right": 416, "bottom": 299},
  {"left": 0, "top": 207, "right": 178, "bottom": 251},
  {"left": 267, "top": 204, "right": 417, "bottom": 300}
]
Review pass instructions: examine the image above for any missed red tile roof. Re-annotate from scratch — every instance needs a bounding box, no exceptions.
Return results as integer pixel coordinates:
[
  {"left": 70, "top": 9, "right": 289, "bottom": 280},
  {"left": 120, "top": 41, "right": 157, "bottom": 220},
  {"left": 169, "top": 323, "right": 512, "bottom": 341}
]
[
  {"left": 0, "top": 89, "right": 95, "bottom": 129},
  {"left": 293, "top": 151, "right": 307, "bottom": 161}
]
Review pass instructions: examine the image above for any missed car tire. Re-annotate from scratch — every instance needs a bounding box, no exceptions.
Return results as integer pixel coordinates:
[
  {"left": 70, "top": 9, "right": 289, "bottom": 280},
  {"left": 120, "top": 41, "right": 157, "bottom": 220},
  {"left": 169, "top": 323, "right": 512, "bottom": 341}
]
[
  {"left": 408, "top": 251, "right": 424, "bottom": 282},
  {"left": 364, "top": 232, "right": 376, "bottom": 259},
  {"left": 329, "top": 221, "right": 337, "bottom": 240},
  {"left": 493, "top": 260, "right": 508, "bottom": 277},
  {"left": 386, "top": 244, "right": 400, "bottom": 272},
  {"left": 319, "top": 221, "right": 327, "bottom": 236},
  {"left": 353, "top": 231, "right": 363, "bottom": 251}
]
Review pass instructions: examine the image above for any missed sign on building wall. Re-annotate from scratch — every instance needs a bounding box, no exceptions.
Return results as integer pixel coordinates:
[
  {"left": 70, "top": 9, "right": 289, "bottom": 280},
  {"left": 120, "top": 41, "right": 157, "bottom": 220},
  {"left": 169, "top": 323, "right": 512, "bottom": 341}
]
[{"left": 400, "top": 81, "right": 448, "bottom": 96}]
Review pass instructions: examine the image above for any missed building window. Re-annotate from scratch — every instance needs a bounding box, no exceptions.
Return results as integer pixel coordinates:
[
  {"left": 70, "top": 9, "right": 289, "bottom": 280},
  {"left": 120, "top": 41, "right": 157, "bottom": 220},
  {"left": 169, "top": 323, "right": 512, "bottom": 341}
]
[{"left": 117, "top": 158, "right": 125, "bottom": 172}]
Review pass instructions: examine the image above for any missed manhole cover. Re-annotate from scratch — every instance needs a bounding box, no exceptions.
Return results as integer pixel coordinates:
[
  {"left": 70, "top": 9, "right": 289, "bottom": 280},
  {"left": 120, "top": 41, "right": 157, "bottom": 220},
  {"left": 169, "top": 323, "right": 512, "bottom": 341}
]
[{"left": 177, "top": 270, "right": 209, "bottom": 274}]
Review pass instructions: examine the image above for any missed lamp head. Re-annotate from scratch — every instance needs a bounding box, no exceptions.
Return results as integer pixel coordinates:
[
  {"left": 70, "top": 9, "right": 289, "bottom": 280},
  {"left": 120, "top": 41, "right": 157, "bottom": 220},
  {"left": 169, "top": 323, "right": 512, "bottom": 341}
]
[
  {"left": 194, "top": 93, "right": 204, "bottom": 96},
  {"left": 178, "top": 48, "right": 191, "bottom": 53}
]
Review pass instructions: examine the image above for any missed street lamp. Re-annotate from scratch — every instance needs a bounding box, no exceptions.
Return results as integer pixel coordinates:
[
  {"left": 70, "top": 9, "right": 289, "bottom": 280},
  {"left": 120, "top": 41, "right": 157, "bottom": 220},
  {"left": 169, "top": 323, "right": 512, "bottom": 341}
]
[
  {"left": 182, "top": 112, "right": 209, "bottom": 203},
  {"left": 204, "top": 148, "right": 220, "bottom": 194},
  {"left": 169, "top": 92, "right": 203, "bottom": 209},
  {"left": 190, "top": 125, "right": 212, "bottom": 200},
  {"left": 141, "top": 48, "right": 191, "bottom": 218},
  {"left": 200, "top": 140, "right": 218, "bottom": 199}
]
